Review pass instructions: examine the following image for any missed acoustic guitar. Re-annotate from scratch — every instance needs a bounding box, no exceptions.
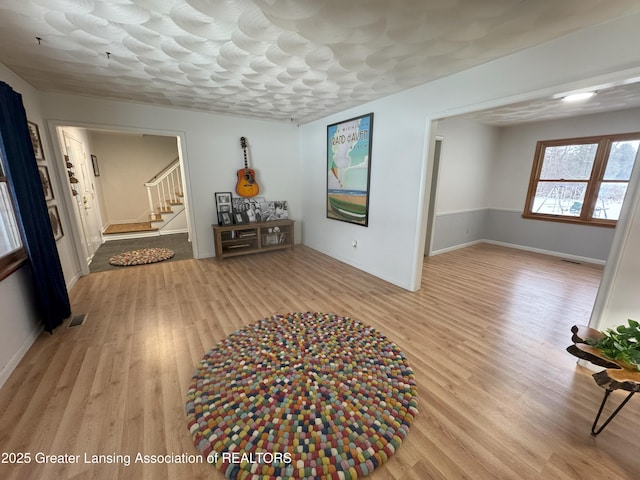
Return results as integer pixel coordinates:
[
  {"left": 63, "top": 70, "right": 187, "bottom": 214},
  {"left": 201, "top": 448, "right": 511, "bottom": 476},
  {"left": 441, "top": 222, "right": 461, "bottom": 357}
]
[{"left": 236, "top": 136, "right": 260, "bottom": 198}]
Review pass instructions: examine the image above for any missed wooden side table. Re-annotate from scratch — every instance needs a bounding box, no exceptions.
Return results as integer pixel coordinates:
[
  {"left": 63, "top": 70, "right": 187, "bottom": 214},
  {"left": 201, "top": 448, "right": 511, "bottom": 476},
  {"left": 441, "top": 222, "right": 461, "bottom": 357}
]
[
  {"left": 212, "top": 219, "right": 294, "bottom": 260},
  {"left": 567, "top": 325, "right": 640, "bottom": 436}
]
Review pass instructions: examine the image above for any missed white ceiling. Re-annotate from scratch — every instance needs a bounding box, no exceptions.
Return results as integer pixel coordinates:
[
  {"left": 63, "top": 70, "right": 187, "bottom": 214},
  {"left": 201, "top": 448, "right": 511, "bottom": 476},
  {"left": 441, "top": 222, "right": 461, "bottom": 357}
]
[
  {"left": 1, "top": 0, "right": 640, "bottom": 124},
  {"left": 456, "top": 79, "right": 640, "bottom": 126}
]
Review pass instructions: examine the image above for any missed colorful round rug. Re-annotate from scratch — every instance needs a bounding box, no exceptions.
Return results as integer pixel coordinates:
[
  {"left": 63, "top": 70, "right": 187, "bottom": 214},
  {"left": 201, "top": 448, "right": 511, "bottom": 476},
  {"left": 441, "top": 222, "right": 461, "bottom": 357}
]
[
  {"left": 108, "top": 247, "right": 174, "bottom": 266},
  {"left": 185, "top": 312, "right": 418, "bottom": 480}
]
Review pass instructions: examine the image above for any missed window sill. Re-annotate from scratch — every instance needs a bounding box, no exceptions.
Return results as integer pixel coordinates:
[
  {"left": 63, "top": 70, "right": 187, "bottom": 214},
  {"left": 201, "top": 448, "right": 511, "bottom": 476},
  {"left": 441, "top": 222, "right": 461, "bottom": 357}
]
[
  {"left": 0, "top": 248, "right": 28, "bottom": 282},
  {"left": 522, "top": 213, "right": 616, "bottom": 228}
]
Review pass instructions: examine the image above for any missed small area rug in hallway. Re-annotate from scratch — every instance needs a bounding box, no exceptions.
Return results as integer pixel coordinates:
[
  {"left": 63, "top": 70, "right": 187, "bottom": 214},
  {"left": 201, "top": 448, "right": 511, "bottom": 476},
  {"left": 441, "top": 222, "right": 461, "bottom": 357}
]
[
  {"left": 185, "top": 312, "right": 418, "bottom": 480},
  {"left": 108, "top": 247, "right": 174, "bottom": 266}
]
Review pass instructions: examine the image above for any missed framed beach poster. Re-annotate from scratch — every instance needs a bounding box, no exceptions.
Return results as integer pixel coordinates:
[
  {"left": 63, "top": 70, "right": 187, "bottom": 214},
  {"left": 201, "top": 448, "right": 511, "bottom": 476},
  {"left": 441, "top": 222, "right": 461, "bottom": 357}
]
[{"left": 327, "top": 112, "right": 373, "bottom": 226}]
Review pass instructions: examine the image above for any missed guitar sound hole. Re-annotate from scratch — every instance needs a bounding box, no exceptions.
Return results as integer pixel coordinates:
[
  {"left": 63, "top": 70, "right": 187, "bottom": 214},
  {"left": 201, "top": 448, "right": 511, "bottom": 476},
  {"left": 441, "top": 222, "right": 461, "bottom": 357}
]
[{"left": 244, "top": 174, "right": 254, "bottom": 183}]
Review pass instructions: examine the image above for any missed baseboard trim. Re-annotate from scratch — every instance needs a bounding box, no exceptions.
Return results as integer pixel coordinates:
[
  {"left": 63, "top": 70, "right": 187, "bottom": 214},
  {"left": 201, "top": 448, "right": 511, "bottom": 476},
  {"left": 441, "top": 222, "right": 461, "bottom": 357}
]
[
  {"left": 159, "top": 228, "right": 188, "bottom": 235},
  {"left": 430, "top": 240, "right": 484, "bottom": 256},
  {"left": 430, "top": 239, "right": 605, "bottom": 266},
  {"left": 484, "top": 240, "right": 605, "bottom": 266},
  {"left": 0, "top": 323, "right": 43, "bottom": 389},
  {"left": 102, "top": 231, "right": 161, "bottom": 242}
]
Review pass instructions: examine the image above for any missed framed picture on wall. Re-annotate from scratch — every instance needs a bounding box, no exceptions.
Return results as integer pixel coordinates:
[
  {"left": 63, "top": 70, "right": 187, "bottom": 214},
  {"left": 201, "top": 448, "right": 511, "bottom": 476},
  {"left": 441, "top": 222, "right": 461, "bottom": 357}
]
[
  {"left": 27, "top": 121, "right": 45, "bottom": 161},
  {"left": 326, "top": 112, "right": 373, "bottom": 226},
  {"left": 48, "top": 205, "right": 63, "bottom": 241},
  {"left": 91, "top": 154, "right": 100, "bottom": 176},
  {"left": 38, "top": 165, "right": 54, "bottom": 201}
]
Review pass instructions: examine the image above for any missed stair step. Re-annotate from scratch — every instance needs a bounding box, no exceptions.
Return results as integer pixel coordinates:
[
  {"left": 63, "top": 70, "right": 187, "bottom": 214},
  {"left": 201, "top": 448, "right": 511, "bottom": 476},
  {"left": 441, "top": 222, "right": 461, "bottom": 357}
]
[
  {"left": 167, "top": 200, "right": 183, "bottom": 206},
  {"left": 104, "top": 222, "right": 158, "bottom": 235}
]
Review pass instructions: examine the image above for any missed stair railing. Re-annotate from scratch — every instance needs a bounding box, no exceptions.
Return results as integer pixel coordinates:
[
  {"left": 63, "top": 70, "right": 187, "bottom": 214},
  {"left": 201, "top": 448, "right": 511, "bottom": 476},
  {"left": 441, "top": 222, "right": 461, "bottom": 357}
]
[{"left": 144, "top": 158, "right": 182, "bottom": 218}]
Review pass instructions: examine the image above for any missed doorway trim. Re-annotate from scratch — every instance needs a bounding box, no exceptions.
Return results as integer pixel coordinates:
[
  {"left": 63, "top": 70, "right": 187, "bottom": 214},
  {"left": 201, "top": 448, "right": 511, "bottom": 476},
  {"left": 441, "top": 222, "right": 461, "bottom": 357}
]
[
  {"left": 46, "top": 119, "right": 196, "bottom": 277},
  {"left": 424, "top": 133, "right": 443, "bottom": 257}
]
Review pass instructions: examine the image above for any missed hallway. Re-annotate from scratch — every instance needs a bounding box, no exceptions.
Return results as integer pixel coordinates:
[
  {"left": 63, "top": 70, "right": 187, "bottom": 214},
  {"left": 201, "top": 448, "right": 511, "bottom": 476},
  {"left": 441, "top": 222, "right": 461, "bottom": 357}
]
[{"left": 89, "top": 233, "right": 192, "bottom": 273}]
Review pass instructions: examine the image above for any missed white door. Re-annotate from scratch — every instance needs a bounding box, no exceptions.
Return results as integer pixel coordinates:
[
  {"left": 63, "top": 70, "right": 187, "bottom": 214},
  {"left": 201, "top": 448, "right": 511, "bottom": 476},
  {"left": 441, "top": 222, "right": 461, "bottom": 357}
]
[{"left": 63, "top": 132, "right": 102, "bottom": 264}]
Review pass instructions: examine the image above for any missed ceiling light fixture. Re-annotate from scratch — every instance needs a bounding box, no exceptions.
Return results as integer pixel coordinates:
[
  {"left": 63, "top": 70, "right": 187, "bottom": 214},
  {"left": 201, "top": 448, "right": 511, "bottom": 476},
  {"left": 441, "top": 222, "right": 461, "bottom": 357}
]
[{"left": 562, "top": 91, "right": 596, "bottom": 102}]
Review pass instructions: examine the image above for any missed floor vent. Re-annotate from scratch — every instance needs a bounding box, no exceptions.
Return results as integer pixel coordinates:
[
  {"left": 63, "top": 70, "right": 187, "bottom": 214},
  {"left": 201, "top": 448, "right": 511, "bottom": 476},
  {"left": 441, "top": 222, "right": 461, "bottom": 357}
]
[
  {"left": 561, "top": 259, "right": 582, "bottom": 265},
  {"left": 67, "top": 313, "right": 87, "bottom": 328}
]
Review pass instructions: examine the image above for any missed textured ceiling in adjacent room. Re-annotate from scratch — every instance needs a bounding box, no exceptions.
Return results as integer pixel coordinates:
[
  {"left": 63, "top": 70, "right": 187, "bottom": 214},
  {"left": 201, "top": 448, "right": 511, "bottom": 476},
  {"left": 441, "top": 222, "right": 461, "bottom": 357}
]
[
  {"left": 1, "top": 0, "right": 640, "bottom": 124},
  {"left": 457, "top": 79, "right": 640, "bottom": 126}
]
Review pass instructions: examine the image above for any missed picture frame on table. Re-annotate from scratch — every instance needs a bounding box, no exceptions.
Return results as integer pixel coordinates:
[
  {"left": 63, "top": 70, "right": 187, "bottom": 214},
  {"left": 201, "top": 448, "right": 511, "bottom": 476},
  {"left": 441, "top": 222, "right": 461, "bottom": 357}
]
[
  {"left": 215, "top": 191, "right": 232, "bottom": 225},
  {"left": 233, "top": 211, "right": 247, "bottom": 224},
  {"left": 27, "top": 121, "right": 45, "bottom": 161},
  {"left": 221, "top": 211, "right": 233, "bottom": 226},
  {"left": 261, "top": 200, "right": 288, "bottom": 221},
  {"left": 232, "top": 196, "right": 264, "bottom": 223}
]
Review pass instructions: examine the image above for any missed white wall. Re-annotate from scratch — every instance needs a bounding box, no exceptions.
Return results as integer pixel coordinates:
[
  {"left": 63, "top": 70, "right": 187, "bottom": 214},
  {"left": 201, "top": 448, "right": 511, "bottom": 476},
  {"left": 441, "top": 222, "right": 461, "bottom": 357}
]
[
  {"left": 426, "top": 118, "right": 499, "bottom": 253},
  {"left": 90, "top": 132, "right": 178, "bottom": 224},
  {"left": 590, "top": 138, "right": 640, "bottom": 331},
  {"left": 39, "top": 94, "right": 301, "bottom": 263},
  {"left": 300, "top": 12, "right": 640, "bottom": 291},
  {"left": 434, "top": 117, "right": 499, "bottom": 213},
  {"left": 596, "top": 191, "right": 640, "bottom": 329}
]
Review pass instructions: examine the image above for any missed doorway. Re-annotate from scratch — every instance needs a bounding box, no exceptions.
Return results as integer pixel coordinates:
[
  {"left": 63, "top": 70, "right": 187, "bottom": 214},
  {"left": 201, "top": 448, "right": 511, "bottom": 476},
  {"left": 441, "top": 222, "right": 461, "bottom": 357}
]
[
  {"left": 53, "top": 123, "right": 194, "bottom": 278},
  {"left": 424, "top": 135, "right": 442, "bottom": 256}
]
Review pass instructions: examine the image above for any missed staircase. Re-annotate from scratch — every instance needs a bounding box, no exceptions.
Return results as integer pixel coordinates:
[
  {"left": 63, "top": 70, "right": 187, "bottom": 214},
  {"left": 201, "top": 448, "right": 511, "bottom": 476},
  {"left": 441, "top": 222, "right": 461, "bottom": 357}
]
[{"left": 103, "top": 159, "right": 188, "bottom": 241}]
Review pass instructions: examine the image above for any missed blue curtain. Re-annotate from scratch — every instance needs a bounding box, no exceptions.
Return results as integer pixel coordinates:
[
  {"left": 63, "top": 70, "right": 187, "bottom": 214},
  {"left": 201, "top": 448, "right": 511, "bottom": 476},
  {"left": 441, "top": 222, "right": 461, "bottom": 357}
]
[{"left": 0, "top": 81, "right": 71, "bottom": 332}]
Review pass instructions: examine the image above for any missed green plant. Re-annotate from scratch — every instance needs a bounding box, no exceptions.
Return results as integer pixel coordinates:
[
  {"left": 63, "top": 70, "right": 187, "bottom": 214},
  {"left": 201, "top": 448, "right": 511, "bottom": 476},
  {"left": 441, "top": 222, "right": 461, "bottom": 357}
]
[{"left": 586, "top": 319, "right": 640, "bottom": 370}]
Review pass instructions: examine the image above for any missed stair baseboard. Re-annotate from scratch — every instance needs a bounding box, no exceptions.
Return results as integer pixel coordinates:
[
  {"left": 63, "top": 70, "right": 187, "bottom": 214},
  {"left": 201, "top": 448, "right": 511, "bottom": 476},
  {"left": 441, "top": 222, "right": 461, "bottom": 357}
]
[{"left": 102, "top": 230, "right": 161, "bottom": 242}]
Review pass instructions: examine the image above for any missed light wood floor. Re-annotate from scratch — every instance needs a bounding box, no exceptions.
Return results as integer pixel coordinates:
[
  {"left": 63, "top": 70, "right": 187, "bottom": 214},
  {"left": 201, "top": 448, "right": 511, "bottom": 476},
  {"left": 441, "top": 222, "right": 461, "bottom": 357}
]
[{"left": 1, "top": 244, "right": 638, "bottom": 480}]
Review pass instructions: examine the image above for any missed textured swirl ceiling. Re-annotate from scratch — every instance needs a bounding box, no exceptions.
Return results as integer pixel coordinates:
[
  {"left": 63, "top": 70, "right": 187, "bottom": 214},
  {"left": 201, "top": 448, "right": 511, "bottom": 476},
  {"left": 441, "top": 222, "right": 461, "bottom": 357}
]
[{"left": 1, "top": 0, "right": 640, "bottom": 124}]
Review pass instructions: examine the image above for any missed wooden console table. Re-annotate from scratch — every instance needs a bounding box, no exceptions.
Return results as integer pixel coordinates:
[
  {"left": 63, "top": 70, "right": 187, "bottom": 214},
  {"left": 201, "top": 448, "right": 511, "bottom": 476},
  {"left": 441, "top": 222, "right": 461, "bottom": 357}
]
[
  {"left": 567, "top": 325, "right": 640, "bottom": 436},
  {"left": 212, "top": 219, "right": 294, "bottom": 260}
]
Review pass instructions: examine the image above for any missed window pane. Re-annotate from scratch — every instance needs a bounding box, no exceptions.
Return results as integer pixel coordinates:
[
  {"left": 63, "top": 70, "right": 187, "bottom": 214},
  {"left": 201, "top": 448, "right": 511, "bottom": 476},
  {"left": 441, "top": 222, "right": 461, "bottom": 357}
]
[
  {"left": 0, "top": 182, "right": 23, "bottom": 256},
  {"left": 540, "top": 143, "right": 597, "bottom": 180},
  {"left": 604, "top": 140, "right": 639, "bottom": 180},
  {"left": 593, "top": 182, "right": 628, "bottom": 220},
  {"left": 532, "top": 182, "right": 587, "bottom": 216}
]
